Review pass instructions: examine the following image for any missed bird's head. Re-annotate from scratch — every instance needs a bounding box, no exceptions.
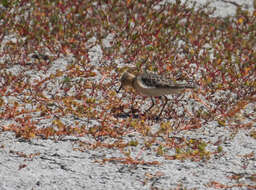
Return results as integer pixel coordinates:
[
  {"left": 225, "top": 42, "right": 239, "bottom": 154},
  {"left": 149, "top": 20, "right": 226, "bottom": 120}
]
[{"left": 117, "top": 71, "right": 136, "bottom": 93}]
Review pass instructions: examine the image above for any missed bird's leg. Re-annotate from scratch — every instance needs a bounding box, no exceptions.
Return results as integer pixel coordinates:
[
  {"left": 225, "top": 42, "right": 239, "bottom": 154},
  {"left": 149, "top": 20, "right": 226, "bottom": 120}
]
[
  {"left": 145, "top": 97, "right": 155, "bottom": 113},
  {"left": 116, "top": 85, "right": 122, "bottom": 93},
  {"left": 131, "top": 95, "right": 136, "bottom": 113},
  {"left": 158, "top": 96, "right": 168, "bottom": 117}
]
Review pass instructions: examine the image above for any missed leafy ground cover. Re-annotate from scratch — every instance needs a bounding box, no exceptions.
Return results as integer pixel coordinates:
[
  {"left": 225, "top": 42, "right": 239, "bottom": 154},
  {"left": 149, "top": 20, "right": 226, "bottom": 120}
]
[{"left": 0, "top": 0, "right": 255, "bottom": 189}]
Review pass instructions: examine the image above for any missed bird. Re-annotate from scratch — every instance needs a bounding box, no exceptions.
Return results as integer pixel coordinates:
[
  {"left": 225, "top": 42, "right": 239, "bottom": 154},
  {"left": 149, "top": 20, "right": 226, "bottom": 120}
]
[{"left": 117, "top": 69, "right": 196, "bottom": 118}]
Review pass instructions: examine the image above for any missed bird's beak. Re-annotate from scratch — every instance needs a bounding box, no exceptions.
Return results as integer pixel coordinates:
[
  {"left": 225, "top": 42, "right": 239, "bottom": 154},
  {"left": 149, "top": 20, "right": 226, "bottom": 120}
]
[{"left": 116, "top": 85, "right": 122, "bottom": 93}]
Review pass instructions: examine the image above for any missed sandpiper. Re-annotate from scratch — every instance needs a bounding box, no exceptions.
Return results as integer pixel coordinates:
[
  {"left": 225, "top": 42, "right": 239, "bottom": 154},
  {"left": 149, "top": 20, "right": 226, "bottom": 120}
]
[{"left": 117, "top": 70, "right": 196, "bottom": 117}]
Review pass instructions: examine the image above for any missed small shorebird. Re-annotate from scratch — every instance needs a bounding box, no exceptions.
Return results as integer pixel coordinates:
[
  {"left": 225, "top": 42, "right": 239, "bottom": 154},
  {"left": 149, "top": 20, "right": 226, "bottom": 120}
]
[{"left": 117, "top": 70, "right": 196, "bottom": 117}]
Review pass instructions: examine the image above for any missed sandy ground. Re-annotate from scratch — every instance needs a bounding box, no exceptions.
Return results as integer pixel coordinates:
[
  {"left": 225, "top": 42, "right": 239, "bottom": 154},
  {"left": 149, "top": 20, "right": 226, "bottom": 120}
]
[{"left": 0, "top": 0, "right": 255, "bottom": 189}]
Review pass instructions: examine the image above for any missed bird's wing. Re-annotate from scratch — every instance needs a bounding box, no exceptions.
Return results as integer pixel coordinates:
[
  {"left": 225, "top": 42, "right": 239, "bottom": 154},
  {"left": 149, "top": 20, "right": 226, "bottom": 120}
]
[{"left": 140, "top": 73, "right": 195, "bottom": 89}]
